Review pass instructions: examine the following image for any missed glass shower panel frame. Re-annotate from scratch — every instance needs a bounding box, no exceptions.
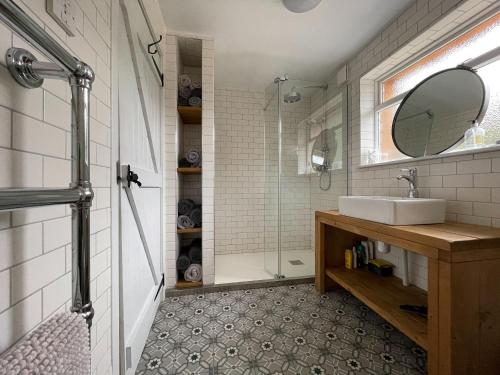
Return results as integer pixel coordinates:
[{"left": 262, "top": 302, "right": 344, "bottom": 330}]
[{"left": 264, "top": 81, "right": 280, "bottom": 277}]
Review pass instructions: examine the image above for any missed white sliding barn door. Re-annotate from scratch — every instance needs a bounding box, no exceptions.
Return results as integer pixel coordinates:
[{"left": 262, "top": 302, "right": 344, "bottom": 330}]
[{"left": 116, "top": 0, "right": 163, "bottom": 373}]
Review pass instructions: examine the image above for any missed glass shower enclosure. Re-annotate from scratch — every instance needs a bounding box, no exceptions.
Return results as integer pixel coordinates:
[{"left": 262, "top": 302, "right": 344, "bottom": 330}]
[{"left": 263, "top": 75, "right": 348, "bottom": 279}]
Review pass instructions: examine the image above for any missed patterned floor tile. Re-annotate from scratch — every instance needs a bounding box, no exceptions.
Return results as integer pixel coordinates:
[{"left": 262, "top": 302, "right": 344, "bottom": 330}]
[{"left": 136, "top": 284, "right": 426, "bottom": 375}]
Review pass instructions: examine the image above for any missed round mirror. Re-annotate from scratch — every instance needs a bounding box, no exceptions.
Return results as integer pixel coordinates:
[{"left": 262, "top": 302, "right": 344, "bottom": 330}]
[{"left": 392, "top": 67, "right": 488, "bottom": 158}]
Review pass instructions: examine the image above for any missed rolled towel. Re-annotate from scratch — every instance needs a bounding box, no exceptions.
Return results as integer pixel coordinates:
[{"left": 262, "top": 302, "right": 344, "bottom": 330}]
[
  {"left": 178, "top": 73, "right": 192, "bottom": 88},
  {"left": 178, "top": 96, "right": 189, "bottom": 106},
  {"left": 186, "top": 149, "right": 201, "bottom": 166},
  {"left": 177, "top": 215, "right": 194, "bottom": 229},
  {"left": 190, "top": 80, "right": 201, "bottom": 90},
  {"left": 184, "top": 263, "right": 202, "bottom": 282},
  {"left": 188, "top": 241, "right": 202, "bottom": 264},
  {"left": 189, "top": 205, "right": 202, "bottom": 227},
  {"left": 178, "top": 199, "right": 195, "bottom": 216},
  {"left": 188, "top": 96, "right": 202, "bottom": 107},
  {"left": 179, "top": 86, "right": 192, "bottom": 99},
  {"left": 176, "top": 253, "right": 191, "bottom": 272},
  {"left": 178, "top": 158, "right": 191, "bottom": 168},
  {"left": 0, "top": 312, "right": 90, "bottom": 375},
  {"left": 190, "top": 88, "right": 202, "bottom": 99}
]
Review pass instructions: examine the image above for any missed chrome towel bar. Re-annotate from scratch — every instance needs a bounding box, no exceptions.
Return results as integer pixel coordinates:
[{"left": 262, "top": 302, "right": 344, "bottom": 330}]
[{"left": 0, "top": 0, "right": 95, "bottom": 328}]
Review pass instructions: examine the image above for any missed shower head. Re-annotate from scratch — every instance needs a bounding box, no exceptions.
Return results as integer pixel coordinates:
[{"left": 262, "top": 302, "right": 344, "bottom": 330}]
[{"left": 284, "top": 86, "right": 302, "bottom": 103}]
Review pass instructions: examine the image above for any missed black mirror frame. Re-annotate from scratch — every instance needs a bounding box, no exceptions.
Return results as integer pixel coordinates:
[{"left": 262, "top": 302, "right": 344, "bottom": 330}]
[{"left": 391, "top": 66, "right": 489, "bottom": 158}]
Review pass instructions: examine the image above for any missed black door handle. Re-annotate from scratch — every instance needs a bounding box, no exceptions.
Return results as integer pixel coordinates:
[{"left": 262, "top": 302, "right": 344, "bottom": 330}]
[{"left": 126, "top": 165, "right": 142, "bottom": 187}]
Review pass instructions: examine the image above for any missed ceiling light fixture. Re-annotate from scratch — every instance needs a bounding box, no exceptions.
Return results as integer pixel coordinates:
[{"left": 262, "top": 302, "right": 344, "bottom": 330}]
[{"left": 282, "top": 0, "right": 322, "bottom": 13}]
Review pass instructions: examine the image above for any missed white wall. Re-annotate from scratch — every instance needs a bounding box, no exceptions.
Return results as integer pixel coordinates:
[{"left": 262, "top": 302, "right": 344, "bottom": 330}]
[
  {"left": 201, "top": 38, "right": 216, "bottom": 285},
  {"left": 0, "top": 0, "right": 112, "bottom": 374},
  {"left": 340, "top": 0, "right": 499, "bottom": 289},
  {"left": 214, "top": 88, "right": 266, "bottom": 255}
]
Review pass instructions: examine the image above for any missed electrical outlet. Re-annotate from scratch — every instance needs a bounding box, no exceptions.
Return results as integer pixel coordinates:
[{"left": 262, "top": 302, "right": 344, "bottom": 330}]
[{"left": 46, "top": 0, "right": 76, "bottom": 37}]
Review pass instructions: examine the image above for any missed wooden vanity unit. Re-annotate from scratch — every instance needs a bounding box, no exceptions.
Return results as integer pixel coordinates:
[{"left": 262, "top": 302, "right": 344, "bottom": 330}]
[{"left": 315, "top": 210, "right": 500, "bottom": 375}]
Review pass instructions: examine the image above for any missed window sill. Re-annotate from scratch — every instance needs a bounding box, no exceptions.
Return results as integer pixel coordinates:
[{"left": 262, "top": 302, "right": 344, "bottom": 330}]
[{"left": 358, "top": 144, "right": 500, "bottom": 169}]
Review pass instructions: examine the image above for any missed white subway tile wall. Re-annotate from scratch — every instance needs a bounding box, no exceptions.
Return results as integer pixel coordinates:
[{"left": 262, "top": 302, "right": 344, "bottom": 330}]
[
  {"left": 163, "top": 34, "right": 180, "bottom": 289},
  {"left": 0, "top": 1, "right": 112, "bottom": 374},
  {"left": 214, "top": 88, "right": 266, "bottom": 255},
  {"left": 344, "top": 0, "right": 498, "bottom": 290},
  {"left": 215, "top": 86, "right": 336, "bottom": 263}
]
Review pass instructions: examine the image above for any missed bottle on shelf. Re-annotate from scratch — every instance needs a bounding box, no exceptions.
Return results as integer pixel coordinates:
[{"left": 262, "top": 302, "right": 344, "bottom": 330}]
[{"left": 464, "top": 120, "right": 485, "bottom": 149}]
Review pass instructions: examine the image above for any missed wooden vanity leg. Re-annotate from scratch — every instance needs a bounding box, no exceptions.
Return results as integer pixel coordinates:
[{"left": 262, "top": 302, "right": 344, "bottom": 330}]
[
  {"left": 427, "top": 257, "right": 439, "bottom": 375},
  {"left": 436, "top": 259, "right": 500, "bottom": 375},
  {"left": 315, "top": 220, "right": 326, "bottom": 293}
]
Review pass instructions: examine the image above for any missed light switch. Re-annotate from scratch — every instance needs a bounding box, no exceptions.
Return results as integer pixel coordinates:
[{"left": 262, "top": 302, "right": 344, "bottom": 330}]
[{"left": 46, "top": 0, "right": 76, "bottom": 37}]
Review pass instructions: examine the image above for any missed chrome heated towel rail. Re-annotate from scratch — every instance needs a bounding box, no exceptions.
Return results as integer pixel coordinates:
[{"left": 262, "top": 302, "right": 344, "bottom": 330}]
[{"left": 0, "top": 0, "right": 95, "bottom": 327}]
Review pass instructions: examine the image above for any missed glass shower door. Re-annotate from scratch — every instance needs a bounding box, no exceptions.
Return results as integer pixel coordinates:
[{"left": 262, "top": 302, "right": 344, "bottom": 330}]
[
  {"left": 264, "top": 77, "right": 348, "bottom": 279},
  {"left": 278, "top": 79, "right": 314, "bottom": 278}
]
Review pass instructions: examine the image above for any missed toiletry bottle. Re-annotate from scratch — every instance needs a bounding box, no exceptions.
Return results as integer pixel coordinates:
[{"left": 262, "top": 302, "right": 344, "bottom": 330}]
[
  {"left": 345, "top": 249, "right": 352, "bottom": 269},
  {"left": 355, "top": 242, "right": 366, "bottom": 267},
  {"left": 464, "top": 120, "right": 485, "bottom": 148}
]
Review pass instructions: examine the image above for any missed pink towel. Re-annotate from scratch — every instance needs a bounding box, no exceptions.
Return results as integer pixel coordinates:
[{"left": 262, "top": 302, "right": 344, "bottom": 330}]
[{"left": 0, "top": 312, "right": 90, "bottom": 375}]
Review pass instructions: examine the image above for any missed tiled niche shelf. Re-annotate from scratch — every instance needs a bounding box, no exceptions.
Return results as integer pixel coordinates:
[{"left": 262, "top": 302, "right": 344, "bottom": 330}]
[
  {"left": 177, "top": 227, "right": 202, "bottom": 234},
  {"left": 177, "top": 167, "right": 202, "bottom": 175},
  {"left": 175, "top": 280, "right": 203, "bottom": 289},
  {"left": 175, "top": 36, "right": 204, "bottom": 289},
  {"left": 178, "top": 106, "right": 201, "bottom": 124}
]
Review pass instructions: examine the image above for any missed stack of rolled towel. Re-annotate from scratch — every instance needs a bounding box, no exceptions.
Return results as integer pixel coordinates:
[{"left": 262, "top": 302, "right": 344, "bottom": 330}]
[
  {"left": 178, "top": 73, "right": 202, "bottom": 107},
  {"left": 179, "top": 149, "right": 201, "bottom": 168},
  {"left": 177, "top": 198, "right": 202, "bottom": 229},
  {"left": 177, "top": 238, "right": 203, "bottom": 282},
  {"left": 0, "top": 312, "right": 90, "bottom": 375}
]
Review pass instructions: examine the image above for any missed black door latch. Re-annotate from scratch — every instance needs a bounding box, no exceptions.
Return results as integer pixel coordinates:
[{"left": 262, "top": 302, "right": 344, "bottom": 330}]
[{"left": 126, "top": 165, "right": 142, "bottom": 187}]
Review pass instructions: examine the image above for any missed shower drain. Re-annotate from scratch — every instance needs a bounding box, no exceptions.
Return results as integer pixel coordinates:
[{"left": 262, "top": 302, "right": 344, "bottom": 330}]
[{"left": 289, "top": 260, "right": 304, "bottom": 266}]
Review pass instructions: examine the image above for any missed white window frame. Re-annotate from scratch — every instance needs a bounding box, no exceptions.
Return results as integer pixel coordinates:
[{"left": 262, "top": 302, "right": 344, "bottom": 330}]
[{"left": 372, "top": 11, "right": 500, "bottom": 159}]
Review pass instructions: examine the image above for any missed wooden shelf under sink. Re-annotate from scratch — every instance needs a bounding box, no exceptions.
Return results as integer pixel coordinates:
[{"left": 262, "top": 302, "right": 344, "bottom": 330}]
[{"left": 325, "top": 266, "right": 428, "bottom": 350}]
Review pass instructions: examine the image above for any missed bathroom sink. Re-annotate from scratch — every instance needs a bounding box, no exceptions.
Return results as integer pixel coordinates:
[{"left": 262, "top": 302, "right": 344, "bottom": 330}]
[{"left": 338, "top": 196, "right": 446, "bottom": 225}]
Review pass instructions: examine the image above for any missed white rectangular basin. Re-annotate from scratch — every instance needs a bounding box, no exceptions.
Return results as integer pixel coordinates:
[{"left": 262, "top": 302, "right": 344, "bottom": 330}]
[{"left": 338, "top": 196, "right": 446, "bottom": 225}]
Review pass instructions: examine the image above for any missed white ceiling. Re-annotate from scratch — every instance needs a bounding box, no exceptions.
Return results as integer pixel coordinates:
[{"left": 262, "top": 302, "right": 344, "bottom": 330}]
[{"left": 159, "top": 0, "right": 414, "bottom": 90}]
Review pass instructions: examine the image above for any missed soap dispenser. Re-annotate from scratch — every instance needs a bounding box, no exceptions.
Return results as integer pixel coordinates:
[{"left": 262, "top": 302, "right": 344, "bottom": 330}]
[{"left": 464, "top": 120, "right": 485, "bottom": 148}]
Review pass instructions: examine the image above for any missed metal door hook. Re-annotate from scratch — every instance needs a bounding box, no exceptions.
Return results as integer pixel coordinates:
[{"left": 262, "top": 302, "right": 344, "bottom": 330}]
[{"left": 147, "top": 35, "right": 162, "bottom": 55}]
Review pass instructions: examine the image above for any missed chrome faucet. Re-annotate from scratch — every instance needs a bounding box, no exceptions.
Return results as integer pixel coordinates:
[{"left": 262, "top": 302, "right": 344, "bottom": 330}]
[{"left": 397, "top": 168, "right": 418, "bottom": 198}]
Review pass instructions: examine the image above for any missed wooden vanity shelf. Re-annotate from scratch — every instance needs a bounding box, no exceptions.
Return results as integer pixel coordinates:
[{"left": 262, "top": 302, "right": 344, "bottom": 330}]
[
  {"left": 178, "top": 106, "right": 201, "bottom": 124},
  {"left": 326, "top": 266, "right": 427, "bottom": 349},
  {"left": 316, "top": 210, "right": 500, "bottom": 375}
]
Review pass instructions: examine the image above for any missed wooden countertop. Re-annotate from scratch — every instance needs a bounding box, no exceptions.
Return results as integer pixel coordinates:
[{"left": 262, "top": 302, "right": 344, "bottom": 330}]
[{"left": 316, "top": 210, "right": 500, "bottom": 261}]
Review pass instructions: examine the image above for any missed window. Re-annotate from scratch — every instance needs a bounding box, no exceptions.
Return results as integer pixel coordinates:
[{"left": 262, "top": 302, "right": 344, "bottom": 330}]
[{"left": 373, "top": 12, "right": 500, "bottom": 163}]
